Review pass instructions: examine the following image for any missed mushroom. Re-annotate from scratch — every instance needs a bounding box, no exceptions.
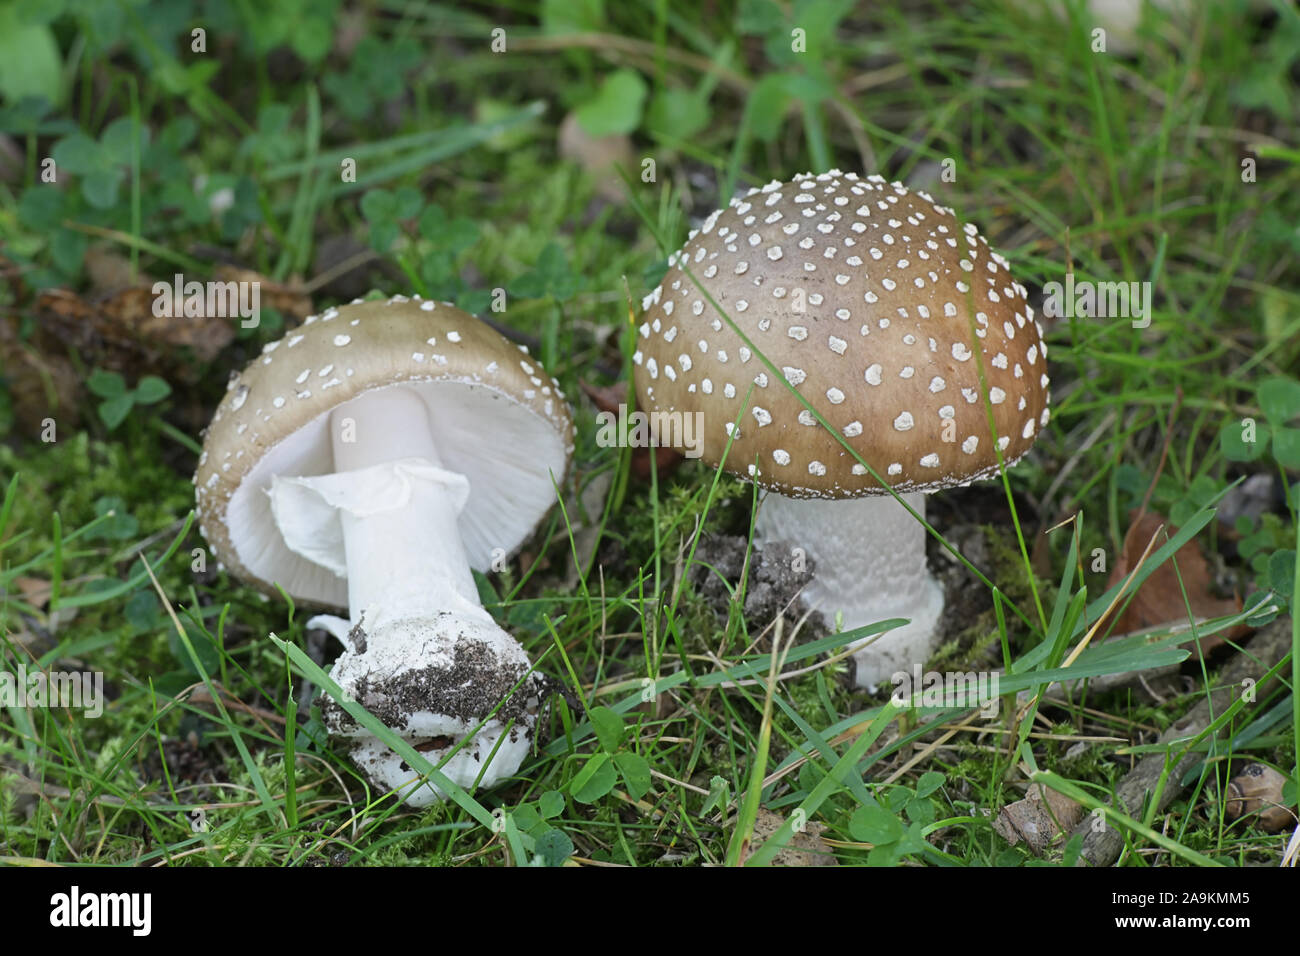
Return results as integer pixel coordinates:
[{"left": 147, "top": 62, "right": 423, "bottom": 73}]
[
  {"left": 195, "top": 296, "right": 574, "bottom": 803},
  {"left": 633, "top": 171, "right": 1050, "bottom": 687}
]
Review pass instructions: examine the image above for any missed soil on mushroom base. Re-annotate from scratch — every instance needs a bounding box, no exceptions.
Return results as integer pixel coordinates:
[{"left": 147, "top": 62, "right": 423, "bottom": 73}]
[{"left": 322, "top": 637, "right": 560, "bottom": 734}]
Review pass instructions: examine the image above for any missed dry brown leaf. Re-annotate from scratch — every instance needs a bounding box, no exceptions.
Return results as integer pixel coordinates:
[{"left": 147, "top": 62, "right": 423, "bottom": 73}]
[
  {"left": 34, "top": 285, "right": 234, "bottom": 373},
  {"left": 1223, "top": 763, "right": 1294, "bottom": 832},
  {"left": 13, "top": 577, "right": 52, "bottom": 609},
  {"left": 751, "top": 808, "right": 838, "bottom": 866},
  {"left": 31, "top": 266, "right": 310, "bottom": 381},
  {"left": 1104, "top": 509, "right": 1249, "bottom": 657},
  {"left": 580, "top": 379, "right": 684, "bottom": 481},
  {"left": 992, "top": 784, "right": 1084, "bottom": 854},
  {"left": 83, "top": 245, "right": 139, "bottom": 294},
  {"left": 0, "top": 317, "right": 82, "bottom": 433},
  {"left": 558, "top": 111, "right": 634, "bottom": 203},
  {"left": 213, "top": 266, "right": 314, "bottom": 322}
]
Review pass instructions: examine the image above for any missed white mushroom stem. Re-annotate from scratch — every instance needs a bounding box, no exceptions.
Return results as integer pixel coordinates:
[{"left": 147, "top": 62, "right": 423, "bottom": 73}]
[
  {"left": 267, "top": 387, "right": 538, "bottom": 803},
  {"left": 328, "top": 388, "right": 484, "bottom": 632},
  {"left": 754, "top": 491, "right": 944, "bottom": 689}
]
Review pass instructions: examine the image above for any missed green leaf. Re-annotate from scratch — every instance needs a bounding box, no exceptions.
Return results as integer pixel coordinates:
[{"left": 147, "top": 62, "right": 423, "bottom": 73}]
[
  {"left": 92, "top": 495, "right": 139, "bottom": 541},
  {"left": 646, "top": 88, "right": 709, "bottom": 141},
  {"left": 86, "top": 369, "right": 126, "bottom": 398},
  {"left": 866, "top": 842, "right": 902, "bottom": 866},
  {"left": 1267, "top": 550, "right": 1296, "bottom": 599},
  {"left": 360, "top": 188, "right": 395, "bottom": 222},
  {"left": 512, "top": 241, "right": 575, "bottom": 299},
  {"left": 576, "top": 69, "right": 647, "bottom": 136},
  {"left": 848, "top": 805, "right": 903, "bottom": 845},
  {"left": 368, "top": 221, "right": 398, "bottom": 253},
  {"left": 614, "top": 751, "right": 652, "bottom": 799},
  {"left": 540, "top": 0, "right": 604, "bottom": 34},
  {"left": 51, "top": 132, "right": 102, "bottom": 174},
  {"left": 589, "top": 705, "right": 625, "bottom": 753},
  {"left": 133, "top": 376, "right": 171, "bottom": 405},
  {"left": 886, "top": 786, "right": 911, "bottom": 812},
  {"left": 1258, "top": 377, "right": 1300, "bottom": 424},
  {"left": 701, "top": 775, "right": 729, "bottom": 815},
  {"left": 570, "top": 753, "right": 617, "bottom": 803},
  {"left": 896, "top": 821, "right": 932, "bottom": 858},
  {"left": 17, "top": 184, "right": 65, "bottom": 230},
  {"left": 538, "top": 790, "right": 565, "bottom": 819},
  {"left": 1169, "top": 500, "right": 1197, "bottom": 528},
  {"left": 290, "top": 17, "right": 333, "bottom": 63},
  {"left": 782, "top": 69, "right": 836, "bottom": 105},
  {"left": 1272, "top": 426, "right": 1300, "bottom": 469},
  {"left": 391, "top": 185, "right": 424, "bottom": 222},
  {"left": 914, "top": 771, "right": 945, "bottom": 798},
  {"left": 97, "top": 394, "right": 134, "bottom": 430},
  {"left": 99, "top": 116, "right": 143, "bottom": 166},
  {"left": 81, "top": 168, "right": 123, "bottom": 209},
  {"left": 0, "top": 17, "right": 62, "bottom": 107},
  {"left": 533, "top": 828, "right": 574, "bottom": 866},
  {"left": 50, "top": 228, "right": 87, "bottom": 276},
  {"left": 737, "top": 0, "right": 784, "bottom": 34},
  {"left": 124, "top": 590, "right": 163, "bottom": 634},
  {"left": 166, "top": 617, "right": 221, "bottom": 678},
  {"left": 904, "top": 796, "right": 935, "bottom": 826},
  {"left": 1239, "top": 528, "right": 1272, "bottom": 560},
  {"left": 746, "top": 74, "right": 793, "bottom": 143},
  {"left": 1219, "top": 419, "right": 1269, "bottom": 462},
  {"left": 457, "top": 288, "right": 492, "bottom": 315},
  {"left": 511, "top": 803, "right": 541, "bottom": 832},
  {"left": 419, "top": 204, "right": 479, "bottom": 252}
]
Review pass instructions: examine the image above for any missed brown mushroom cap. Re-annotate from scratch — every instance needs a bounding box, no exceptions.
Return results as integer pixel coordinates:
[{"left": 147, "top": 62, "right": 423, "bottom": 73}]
[
  {"left": 632, "top": 170, "right": 1050, "bottom": 498},
  {"left": 195, "top": 296, "right": 575, "bottom": 607}
]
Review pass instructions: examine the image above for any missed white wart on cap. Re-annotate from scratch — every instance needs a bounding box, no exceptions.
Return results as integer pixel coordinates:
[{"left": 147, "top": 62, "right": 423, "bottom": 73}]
[
  {"left": 195, "top": 297, "right": 574, "bottom": 607},
  {"left": 633, "top": 169, "right": 1050, "bottom": 495}
]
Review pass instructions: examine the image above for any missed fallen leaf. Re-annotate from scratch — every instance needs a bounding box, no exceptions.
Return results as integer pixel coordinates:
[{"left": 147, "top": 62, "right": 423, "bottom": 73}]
[
  {"left": 213, "top": 266, "right": 314, "bottom": 323},
  {"left": 34, "top": 284, "right": 235, "bottom": 373},
  {"left": 0, "top": 317, "right": 82, "bottom": 433},
  {"left": 1104, "top": 510, "right": 1249, "bottom": 657},
  {"left": 1223, "top": 762, "right": 1294, "bottom": 832},
  {"left": 751, "top": 808, "right": 838, "bottom": 866},
  {"left": 992, "top": 784, "right": 1084, "bottom": 854},
  {"left": 31, "top": 265, "right": 310, "bottom": 381},
  {"left": 13, "top": 576, "right": 52, "bottom": 608},
  {"left": 558, "top": 111, "right": 634, "bottom": 203},
  {"left": 580, "top": 379, "right": 683, "bottom": 481},
  {"left": 84, "top": 245, "right": 138, "bottom": 294}
]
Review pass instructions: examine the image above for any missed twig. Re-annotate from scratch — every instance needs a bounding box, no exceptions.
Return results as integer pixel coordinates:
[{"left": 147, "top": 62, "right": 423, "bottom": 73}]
[{"left": 1068, "top": 618, "right": 1293, "bottom": 867}]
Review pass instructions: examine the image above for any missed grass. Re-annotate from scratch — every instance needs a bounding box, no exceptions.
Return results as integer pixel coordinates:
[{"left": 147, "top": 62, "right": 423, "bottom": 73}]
[{"left": 1, "top": 0, "right": 1297, "bottom": 867}]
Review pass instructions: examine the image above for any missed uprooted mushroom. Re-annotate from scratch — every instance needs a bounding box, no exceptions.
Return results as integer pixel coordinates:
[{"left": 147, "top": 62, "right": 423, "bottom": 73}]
[{"left": 195, "top": 295, "right": 574, "bottom": 804}]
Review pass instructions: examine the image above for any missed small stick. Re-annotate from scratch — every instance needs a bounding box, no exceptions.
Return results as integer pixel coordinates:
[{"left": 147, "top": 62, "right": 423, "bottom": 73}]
[{"left": 1068, "top": 617, "right": 1293, "bottom": 867}]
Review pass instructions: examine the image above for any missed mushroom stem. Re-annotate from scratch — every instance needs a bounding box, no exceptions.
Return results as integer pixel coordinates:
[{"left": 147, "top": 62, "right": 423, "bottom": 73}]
[
  {"left": 328, "top": 387, "right": 483, "bottom": 631},
  {"left": 754, "top": 491, "right": 944, "bottom": 689},
  {"left": 268, "top": 386, "right": 540, "bottom": 803}
]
